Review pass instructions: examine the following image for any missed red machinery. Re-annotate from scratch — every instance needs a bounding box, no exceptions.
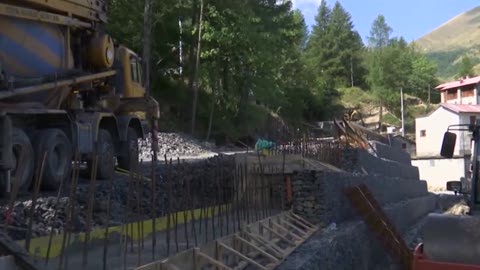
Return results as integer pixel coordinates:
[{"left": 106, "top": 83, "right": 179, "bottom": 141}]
[{"left": 413, "top": 244, "right": 480, "bottom": 270}]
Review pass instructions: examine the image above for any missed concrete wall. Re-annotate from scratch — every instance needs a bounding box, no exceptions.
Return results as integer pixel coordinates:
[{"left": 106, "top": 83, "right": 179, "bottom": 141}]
[
  {"left": 371, "top": 141, "right": 411, "bottom": 165},
  {"left": 279, "top": 195, "right": 436, "bottom": 270},
  {"left": 340, "top": 149, "right": 419, "bottom": 180},
  {"left": 412, "top": 157, "right": 469, "bottom": 190},
  {"left": 292, "top": 170, "right": 428, "bottom": 225}
]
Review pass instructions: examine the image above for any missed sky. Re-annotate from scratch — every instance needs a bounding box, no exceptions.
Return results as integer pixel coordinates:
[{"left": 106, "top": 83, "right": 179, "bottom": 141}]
[{"left": 291, "top": 0, "right": 480, "bottom": 42}]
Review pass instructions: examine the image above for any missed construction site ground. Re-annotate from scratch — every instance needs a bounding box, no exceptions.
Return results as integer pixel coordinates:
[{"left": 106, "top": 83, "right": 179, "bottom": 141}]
[{"left": 0, "top": 132, "right": 466, "bottom": 270}]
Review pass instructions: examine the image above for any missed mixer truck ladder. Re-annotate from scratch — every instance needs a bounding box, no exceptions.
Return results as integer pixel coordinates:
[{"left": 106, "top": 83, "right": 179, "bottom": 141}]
[{"left": 345, "top": 184, "right": 413, "bottom": 270}]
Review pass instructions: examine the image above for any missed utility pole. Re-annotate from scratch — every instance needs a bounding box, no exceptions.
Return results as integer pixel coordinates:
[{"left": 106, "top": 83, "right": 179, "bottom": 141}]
[
  {"left": 401, "top": 87, "right": 405, "bottom": 137},
  {"left": 350, "top": 55, "right": 354, "bottom": 88}
]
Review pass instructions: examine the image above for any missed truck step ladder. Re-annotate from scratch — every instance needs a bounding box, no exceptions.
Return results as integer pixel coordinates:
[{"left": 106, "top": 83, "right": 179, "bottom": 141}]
[{"left": 345, "top": 184, "right": 412, "bottom": 270}]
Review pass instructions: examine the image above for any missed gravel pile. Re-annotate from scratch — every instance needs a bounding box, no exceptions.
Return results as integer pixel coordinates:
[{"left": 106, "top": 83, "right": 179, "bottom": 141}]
[
  {"left": 0, "top": 155, "right": 235, "bottom": 240},
  {"left": 139, "top": 133, "right": 216, "bottom": 161}
]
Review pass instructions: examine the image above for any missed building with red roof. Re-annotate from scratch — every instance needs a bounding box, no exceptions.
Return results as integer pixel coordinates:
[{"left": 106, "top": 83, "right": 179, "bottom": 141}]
[
  {"left": 413, "top": 77, "right": 480, "bottom": 190},
  {"left": 436, "top": 75, "right": 480, "bottom": 105}
]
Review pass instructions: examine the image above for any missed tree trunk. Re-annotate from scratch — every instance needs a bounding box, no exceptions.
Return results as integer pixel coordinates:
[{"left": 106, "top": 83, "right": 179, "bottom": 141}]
[
  {"left": 142, "top": 0, "right": 153, "bottom": 95},
  {"left": 190, "top": 0, "right": 204, "bottom": 135},
  {"left": 378, "top": 104, "right": 383, "bottom": 132},
  {"left": 206, "top": 77, "right": 220, "bottom": 141},
  {"left": 186, "top": 0, "right": 198, "bottom": 126},
  {"left": 350, "top": 55, "right": 354, "bottom": 87}
]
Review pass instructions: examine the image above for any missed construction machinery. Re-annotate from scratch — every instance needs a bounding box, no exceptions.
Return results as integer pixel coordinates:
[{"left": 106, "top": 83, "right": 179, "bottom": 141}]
[
  {"left": 412, "top": 123, "right": 480, "bottom": 269},
  {"left": 0, "top": 0, "right": 159, "bottom": 192}
]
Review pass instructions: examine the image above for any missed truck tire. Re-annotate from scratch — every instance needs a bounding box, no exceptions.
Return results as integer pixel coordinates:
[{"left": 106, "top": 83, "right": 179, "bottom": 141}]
[
  {"left": 10, "top": 128, "right": 35, "bottom": 192},
  {"left": 34, "top": 129, "right": 72, "bottom": 190},
  {"left": 117, "top": 127, "right": 139, "bottom": 171},
  {"left": 89, "top": 129, "right": 115, "bottom": 180}
]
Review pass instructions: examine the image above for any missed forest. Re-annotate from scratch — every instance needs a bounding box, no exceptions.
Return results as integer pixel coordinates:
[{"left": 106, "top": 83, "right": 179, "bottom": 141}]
[{"left": 108, "top": 0, "right": 442, "bottom": 141}]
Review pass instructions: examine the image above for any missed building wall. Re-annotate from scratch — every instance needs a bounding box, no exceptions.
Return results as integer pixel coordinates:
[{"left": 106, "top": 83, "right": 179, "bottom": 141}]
[
  {"left": 416, "top": 107, "right": 460, "bottom": 157},
  {"left": 443, "top": 83, "right": 480, "bottom": 105},
  {"left": 412, "top": 157, "right": 469, "bottom": 191}
]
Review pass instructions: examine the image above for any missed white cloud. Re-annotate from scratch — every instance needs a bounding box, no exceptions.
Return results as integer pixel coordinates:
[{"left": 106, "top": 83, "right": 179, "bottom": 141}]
[{"left": 291, "top": 0, "right": 322, "bottom": 9}]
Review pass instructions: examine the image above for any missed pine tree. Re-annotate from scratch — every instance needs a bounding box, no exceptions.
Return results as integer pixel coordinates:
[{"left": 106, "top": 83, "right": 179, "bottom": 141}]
[{"left": 368, "top": 15, "right": 392, "bottom": 48}]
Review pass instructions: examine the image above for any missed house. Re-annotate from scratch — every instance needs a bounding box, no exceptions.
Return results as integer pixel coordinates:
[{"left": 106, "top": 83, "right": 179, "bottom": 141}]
[
  {"left": 415, "top": 103, "right": 479, "bottom": 157},
  {"left": 437, "top": 75, "right": 480, "bottom": 105},
  {"left": 413, "top": 76, "right": 480, "bottom": 190}
]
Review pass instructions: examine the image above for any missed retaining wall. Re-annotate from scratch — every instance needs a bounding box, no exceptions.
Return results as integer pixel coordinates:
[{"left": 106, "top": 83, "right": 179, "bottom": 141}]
[
  {"left": 292, "top": 170, "right": 429, "bottom": 224},
  {"left": 340, "top": 148, "right": 420, "bottom": 180},
  {"left": 371, "top": 140, "right": 412, "bottom": 165},
  {"left": 279, "top": 194, "right": 436, "bottom": 270}
]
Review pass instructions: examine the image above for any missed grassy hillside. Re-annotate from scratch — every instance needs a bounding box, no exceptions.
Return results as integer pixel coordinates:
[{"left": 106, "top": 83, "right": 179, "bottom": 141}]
[
  {"left": 416, "top": 6, "right": 480, "bottom": 80},
  {"left": 338, "top": 87, "right": 435, "bottom": 135}
]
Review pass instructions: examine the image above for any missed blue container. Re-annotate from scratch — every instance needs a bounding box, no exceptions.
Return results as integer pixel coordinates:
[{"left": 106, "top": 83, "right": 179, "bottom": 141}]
[{"left": 0, "top": 16, "right": 72, "bottom": 79}]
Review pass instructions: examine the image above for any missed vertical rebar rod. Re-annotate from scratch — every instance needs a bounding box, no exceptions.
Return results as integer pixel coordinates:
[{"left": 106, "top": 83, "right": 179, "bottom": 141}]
[
  {"left": 136, "top": 161, "right": 142, "bottom": 266},
  {"left": 165, "top": 156, "right": 172, "bottom": 256},
  {"left": 45, "top": 153, "right": 73, "bottom": 266},
  {"left": 5, "top": 151, "right": 27, "bottom": 235},
  {"left": 82, "top": 143, "right": 99, "bottom": 269},
  {"left": 26, "top": 152, "right": 47, "bottom": 252},
  {"left": 150, "top": 125, "right": 158, "bottom": 261},
  {"left": 174, "top": 158, "right": 179, "bottom": 253},
  {"left": 102, "top": 156, "right": 115, "bottom": 270},
  {"left": 233, "top": 163, "right": 240, "bottom": 231},
  {"left": 58, "top": 150, "right": 80, "bottom": 270},
  {"left": 180, "top": 160, "right": 189, "bottom": 250},
  {"left": 185, "top": 161, "right": 197, "bottom": 247}
]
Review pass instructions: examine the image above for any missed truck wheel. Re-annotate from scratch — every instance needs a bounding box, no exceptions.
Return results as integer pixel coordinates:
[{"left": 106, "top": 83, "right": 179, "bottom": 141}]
[
  {"left": 89, "top": 129, "right": 115, "bottom": 179},
  {"left": 11, "top": 128, "right": 35, "bottom": 192},
  {"left": 117, "top": 127, "right": 139, "bottom": 171},
  {"left": 34, "top": 129, "right": 72, "bottom": 190}
]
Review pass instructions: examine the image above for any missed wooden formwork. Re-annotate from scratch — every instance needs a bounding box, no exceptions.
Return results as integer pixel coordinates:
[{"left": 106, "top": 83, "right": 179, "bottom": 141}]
[{"left": 136, "top": 211, "right": 317, "bottom": 270}]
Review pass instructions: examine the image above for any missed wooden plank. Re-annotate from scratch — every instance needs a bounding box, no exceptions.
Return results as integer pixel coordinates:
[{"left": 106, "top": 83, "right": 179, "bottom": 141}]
[
  {"left": 260, "top": 222, "right": 296, "bottom": 246},
  {"left": 234, "top": 234, "right": 279, "bottom": 263},
  {"left": 288, "top": 212, "right": 316, "bottom": 229},
  {"left": 244, "top": 231, "right": 285, "bottom": 258},
  {"left": 282, "top": 213, "right": 315, "bottom": 232},
  {"left": 218, "top": 241, "right": 267, "bottom": 270},
  {"left": 196, "top": 249, "right": 233, "bottom": 270},
  {"left": 276, "top": 217, "right": 308, "bottom": 237},
  {"left": 270, "top": 220, "right": 303, "bottom": 242}
]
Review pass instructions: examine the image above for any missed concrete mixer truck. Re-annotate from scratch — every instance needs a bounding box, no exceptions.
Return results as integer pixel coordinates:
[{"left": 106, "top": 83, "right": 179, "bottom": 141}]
[{"left": 0, "top": 0, "right": 159, "bottom": 192}]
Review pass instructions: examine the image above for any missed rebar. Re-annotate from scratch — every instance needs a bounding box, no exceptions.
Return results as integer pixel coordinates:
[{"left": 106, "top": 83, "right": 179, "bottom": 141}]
[
  {"left": 45, "top": 151, "right": 77, "bottom": 266},
  {"left": 25, "top": 152, "right": 47, "bottom": 252}
]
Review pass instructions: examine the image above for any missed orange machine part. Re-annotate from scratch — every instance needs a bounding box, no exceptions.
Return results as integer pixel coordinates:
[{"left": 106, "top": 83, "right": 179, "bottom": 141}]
[{"left": 413, "top": 244, "right": 480, "bottom": 270}]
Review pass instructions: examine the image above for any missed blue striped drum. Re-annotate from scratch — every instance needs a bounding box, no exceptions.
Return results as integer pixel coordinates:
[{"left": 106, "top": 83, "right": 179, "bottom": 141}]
[{"left": 0, "top": 16, "right": 73, "bottom": 79}]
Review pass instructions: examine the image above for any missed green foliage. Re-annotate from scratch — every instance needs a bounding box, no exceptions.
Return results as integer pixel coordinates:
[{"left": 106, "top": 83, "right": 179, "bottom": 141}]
[
  {"left": 458, "top": 55, "right": 475, "bottom": 78},
  {"left": 368, "top": 15, "right": 392, "bottom": 48},
  {"left": 366, "top": 15, "right": 438, "bottom": 116},
  {"left": 106, "top": 1, "right": 440, "bottom": 140}
]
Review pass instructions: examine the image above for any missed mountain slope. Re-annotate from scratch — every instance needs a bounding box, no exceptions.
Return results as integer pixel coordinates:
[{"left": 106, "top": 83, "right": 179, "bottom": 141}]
[{"left": 416, "top": 6, "right": 480, "bottom": 80}]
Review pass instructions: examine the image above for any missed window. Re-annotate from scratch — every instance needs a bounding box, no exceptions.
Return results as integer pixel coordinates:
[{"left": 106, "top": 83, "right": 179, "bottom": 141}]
[
  {"left": 462, "top": 89, "right": 474, "bottom": 97},
  {"left": 130, "top": 59, "right": 139, "bottom": 83},
  {"left": 471, "top": 115, "right": 477, "bottom": 126},
  {"left": 446, "top": 89, "right": 457, "bottom": 101},
  {"left": 130, "top": 57, "right": 143, "bottom": 85},
  {"left": 420, "top": 130, "right": 426, "bottom": 137}
]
